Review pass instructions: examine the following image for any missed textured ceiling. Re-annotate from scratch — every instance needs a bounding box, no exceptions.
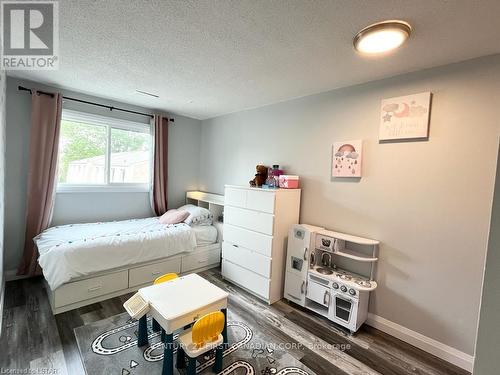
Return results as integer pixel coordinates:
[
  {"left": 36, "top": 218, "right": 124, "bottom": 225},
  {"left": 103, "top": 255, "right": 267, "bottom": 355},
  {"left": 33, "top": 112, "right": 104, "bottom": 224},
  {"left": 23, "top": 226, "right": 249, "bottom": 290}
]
[{"left": 8, "top": 0, "right": 500, "bottom": 119}]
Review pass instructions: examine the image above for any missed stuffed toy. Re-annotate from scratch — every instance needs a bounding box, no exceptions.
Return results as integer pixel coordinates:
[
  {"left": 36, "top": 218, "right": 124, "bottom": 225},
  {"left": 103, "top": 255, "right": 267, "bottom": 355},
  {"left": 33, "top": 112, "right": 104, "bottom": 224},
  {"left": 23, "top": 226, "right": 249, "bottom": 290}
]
[{"left": 249, "top": 165, "right": 268, "bottom": 187}]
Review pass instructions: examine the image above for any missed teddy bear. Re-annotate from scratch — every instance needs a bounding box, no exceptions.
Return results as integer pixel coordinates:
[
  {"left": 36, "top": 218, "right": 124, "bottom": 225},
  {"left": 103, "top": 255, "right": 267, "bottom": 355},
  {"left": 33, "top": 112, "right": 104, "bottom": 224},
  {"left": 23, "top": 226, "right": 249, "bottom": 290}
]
[{"left": 249, "top": 165, "right": 268, "bottom": 187}]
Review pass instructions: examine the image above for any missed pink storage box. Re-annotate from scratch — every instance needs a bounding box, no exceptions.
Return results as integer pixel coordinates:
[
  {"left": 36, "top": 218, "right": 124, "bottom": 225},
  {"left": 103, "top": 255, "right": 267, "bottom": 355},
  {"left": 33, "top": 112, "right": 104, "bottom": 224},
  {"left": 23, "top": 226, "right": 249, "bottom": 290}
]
[{"left": 279, "top": 175, "right": 299, "bottom": 188}]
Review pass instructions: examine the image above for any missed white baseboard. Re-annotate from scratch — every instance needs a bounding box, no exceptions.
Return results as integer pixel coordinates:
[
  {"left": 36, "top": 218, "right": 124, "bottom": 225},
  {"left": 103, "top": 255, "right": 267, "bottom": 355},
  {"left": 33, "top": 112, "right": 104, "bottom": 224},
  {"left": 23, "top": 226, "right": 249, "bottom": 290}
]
[{"left": 366, "top": 313, "right": 474, "bottom": 372}]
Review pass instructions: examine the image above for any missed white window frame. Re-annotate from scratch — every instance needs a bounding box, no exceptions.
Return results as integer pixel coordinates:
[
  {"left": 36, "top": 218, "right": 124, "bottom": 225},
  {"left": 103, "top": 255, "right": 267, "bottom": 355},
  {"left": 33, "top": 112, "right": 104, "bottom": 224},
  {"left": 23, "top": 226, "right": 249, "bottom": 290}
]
[{"left": 57, "top": 109, "right": 152, "bottom": 193}]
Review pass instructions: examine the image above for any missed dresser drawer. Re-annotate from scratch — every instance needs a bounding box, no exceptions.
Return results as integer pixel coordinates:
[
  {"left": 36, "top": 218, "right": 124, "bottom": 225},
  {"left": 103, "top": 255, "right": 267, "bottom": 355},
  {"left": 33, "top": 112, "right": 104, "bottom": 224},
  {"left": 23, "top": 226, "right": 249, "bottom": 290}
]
[
  {"left": 129, "top": 257, "right": 181, "bottom": 287},
  {"left": 246, "top": 189, "right": 275, "bottom": 213},
  {"left": 225, "top": 187, "right": 247, "bottom": 208},
  {"left": 181, "top": 247, "right": 221, "bottom": 273},
  {"left": 223, "top": 224, "right": 273, "bottom": 257},
  {"left": 222, "top": 260, "right": 270, "bottom": 299},
  {"left": 225, "top": 206, "right": 274, "bottom": 235},
  {"left": 54, "top": 270, "right": 128, "bottom": 308},
  {"left": 225, "top": 187, "right": 276, "bottom": 214},
  {"left": 222, "top": 241, "right": 271, "bottom": 278}
]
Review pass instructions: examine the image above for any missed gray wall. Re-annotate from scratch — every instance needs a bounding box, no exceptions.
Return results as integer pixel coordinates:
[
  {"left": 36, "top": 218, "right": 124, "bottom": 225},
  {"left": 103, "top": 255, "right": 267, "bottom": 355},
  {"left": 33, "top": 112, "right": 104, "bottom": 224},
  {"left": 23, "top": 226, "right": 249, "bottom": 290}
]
[
  {"left": 0, "top": 70, "right": 6, "bottom": 331},
  {"left": 4, "top": 77, "right": 201, "bottom": 271},
  {"left": 473, "top": 146, "right": 500, "bottom": 374},
  {"left": 199, "top": 55, "right": 500, "bottom": 355}
]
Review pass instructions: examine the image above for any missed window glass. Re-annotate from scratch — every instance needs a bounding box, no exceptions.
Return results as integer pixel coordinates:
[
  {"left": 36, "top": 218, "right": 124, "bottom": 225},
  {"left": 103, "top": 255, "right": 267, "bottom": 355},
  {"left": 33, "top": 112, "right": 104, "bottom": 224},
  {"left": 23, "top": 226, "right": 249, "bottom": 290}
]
[
  {"left": 58, "top": 120, "right": 107, "bottom": 184},
  {"left": 110, "top": 128, "right": 151, "bottom": 183},
  {"left": 57, "top": 111, "right": 152, "bottom": 188}
]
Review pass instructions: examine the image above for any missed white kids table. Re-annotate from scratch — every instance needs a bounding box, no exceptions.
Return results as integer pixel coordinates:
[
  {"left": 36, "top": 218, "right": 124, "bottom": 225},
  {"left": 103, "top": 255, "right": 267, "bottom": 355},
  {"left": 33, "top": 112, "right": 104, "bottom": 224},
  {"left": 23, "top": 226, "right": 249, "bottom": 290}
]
[{"left": 136, "top": 273, "right": 229, "bottom": 375}]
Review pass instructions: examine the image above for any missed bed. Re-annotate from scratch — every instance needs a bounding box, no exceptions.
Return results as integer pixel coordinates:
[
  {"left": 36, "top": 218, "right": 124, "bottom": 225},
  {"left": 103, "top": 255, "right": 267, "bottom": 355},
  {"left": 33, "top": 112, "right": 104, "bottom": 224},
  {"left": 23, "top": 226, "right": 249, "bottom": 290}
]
[{"left": 39, "top": 191, "right": 224, "bottom": 314}]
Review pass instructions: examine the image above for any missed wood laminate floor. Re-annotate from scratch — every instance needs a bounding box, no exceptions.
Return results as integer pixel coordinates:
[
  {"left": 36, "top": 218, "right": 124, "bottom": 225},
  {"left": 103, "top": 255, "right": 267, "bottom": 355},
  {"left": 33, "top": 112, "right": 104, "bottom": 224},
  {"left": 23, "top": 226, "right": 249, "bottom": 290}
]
[{"left": 0, "top": 268, "right": 470, "bottom": 375}]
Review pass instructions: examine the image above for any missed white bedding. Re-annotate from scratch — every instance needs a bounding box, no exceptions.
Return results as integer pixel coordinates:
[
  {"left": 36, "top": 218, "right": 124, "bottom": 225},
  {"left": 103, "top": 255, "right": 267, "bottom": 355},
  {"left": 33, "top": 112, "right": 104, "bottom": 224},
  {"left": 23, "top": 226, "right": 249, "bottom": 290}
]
[
  {"left": 36, "top": 217, "right": 197, "bottom": 290},
  {"left": 192, "top": 225, "right": 218, "bottom": 246}
]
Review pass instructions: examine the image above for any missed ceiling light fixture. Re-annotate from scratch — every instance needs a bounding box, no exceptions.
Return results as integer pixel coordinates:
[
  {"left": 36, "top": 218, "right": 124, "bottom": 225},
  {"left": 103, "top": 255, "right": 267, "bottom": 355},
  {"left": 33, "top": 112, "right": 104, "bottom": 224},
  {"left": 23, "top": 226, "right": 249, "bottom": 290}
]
[{"left": 353, "top": 20, "right": 411, "bottom": 54}]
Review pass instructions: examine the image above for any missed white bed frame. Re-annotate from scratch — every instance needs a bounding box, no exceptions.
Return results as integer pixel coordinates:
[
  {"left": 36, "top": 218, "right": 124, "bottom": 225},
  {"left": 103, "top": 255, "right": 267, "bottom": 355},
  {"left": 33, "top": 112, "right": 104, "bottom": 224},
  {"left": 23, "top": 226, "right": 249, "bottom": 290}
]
[{"left": 45, "top": 191, "right": 224, "bottom": 314}]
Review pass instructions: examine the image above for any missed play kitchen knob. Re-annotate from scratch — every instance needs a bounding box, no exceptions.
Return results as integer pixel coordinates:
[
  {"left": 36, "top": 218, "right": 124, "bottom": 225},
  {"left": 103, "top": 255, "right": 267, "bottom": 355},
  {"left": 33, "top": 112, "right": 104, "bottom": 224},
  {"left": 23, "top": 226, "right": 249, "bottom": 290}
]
[
  {"left": 340, "top": 285, "right": 347, "bottom": 292},
  {"left": 349, "top": 289, "right": 356, "bottom": 296},
  {"left": 332, "top": 282, "right": 339, "bottom": 289}
]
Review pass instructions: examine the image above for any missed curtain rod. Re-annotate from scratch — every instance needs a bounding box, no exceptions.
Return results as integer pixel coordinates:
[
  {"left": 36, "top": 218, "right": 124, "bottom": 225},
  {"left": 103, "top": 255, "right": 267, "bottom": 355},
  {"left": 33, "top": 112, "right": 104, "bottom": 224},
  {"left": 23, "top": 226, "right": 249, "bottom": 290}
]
[{"left": 17, "top": 86, "right": 174, "bottom": 122}]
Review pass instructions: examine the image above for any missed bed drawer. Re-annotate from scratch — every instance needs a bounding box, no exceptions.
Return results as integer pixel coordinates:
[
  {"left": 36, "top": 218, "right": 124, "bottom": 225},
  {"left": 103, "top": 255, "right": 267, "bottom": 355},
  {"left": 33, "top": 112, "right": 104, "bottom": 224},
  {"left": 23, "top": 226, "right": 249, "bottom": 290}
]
[
  {"left": 129, "top": 257, "right": 182, "bottom": 288},
  {"left": 224, "top": 206, "right": 274, "bottom": 235},
  {"left": 222, "top": 241, "right": 271, "bottom": 278},
  {"left": 223, "top": 224, "right": 273, "bottom": 257},
  {"left": 181, "top": 247, "right": 221, "bottom": 273},
  {"left": 222, "top": 259, "right": 270, "bottom": 300},
  {"left": 54, "top": 270, "right": 128, "bottom": 308}
]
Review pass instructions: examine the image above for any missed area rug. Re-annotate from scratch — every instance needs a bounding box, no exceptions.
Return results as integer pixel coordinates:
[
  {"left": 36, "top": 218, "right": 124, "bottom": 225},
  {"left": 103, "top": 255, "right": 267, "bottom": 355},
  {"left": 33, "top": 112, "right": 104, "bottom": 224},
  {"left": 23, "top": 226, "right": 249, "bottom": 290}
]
[{"left": 74, "top": 309, "right": 315, "bottom": 375}]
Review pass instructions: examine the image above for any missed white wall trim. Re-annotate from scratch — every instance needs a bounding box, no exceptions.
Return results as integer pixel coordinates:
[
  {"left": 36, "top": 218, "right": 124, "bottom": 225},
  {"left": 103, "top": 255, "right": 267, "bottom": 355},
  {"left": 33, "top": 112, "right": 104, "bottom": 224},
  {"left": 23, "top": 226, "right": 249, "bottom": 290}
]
[
  {"left": 56, "top": 184, "right": 150, "bottom": 193},
  {"left": 366, "top": 313, "right": 474, "bottom": 372}
]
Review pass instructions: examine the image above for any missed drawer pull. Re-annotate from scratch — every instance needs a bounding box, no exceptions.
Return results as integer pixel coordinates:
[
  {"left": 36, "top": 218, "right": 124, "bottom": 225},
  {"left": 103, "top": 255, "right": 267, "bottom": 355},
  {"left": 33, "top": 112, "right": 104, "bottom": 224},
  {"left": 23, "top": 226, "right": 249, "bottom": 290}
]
[
  {"left": 198, "top": 259, "right": 208, "bottom": 263},
  {"left": 151, "top": 271, "right": 161, "bottom": 276},
  {"left": 88, "top": 284, "right": 102, "bottom": 292},
  {"left": 232, "top": 244, "right": 239, "bottom": 248}
]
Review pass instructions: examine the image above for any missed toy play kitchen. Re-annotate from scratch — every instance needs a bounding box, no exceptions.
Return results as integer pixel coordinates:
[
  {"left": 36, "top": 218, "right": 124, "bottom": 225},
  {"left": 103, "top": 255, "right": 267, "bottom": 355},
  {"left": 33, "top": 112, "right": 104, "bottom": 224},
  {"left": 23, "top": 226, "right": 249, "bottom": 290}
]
[{"left": 284, "top": 224, "right": 379, "bottom": 333}]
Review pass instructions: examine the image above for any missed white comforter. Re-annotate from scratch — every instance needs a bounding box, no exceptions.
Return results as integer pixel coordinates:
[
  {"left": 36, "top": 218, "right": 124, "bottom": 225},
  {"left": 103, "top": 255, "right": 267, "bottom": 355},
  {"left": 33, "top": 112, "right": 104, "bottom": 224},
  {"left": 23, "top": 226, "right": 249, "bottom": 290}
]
[{"left": 36, "top": 218, "right": 197, "bottom": 290}]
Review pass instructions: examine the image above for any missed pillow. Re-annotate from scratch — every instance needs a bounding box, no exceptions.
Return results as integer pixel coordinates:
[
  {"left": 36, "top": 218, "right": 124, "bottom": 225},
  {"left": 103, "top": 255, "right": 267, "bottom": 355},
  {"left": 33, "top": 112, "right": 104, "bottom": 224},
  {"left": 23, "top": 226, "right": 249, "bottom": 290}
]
[
  {"left": 178, "top": 204, "right": 213, "bottom": 226},
  {"left": 159, "top": 209, "right": 190, "bottom": 225}
]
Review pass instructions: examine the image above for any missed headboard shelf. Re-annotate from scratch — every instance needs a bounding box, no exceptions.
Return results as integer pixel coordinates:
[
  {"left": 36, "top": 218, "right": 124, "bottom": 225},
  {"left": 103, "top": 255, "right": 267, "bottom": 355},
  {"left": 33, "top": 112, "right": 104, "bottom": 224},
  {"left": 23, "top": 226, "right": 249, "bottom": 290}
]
[
  {"left": 186, "top": 190, "right": 225, "bottom": 224},
  {"left": 186, "top": 191, "right": 224, "bottom": 206}
]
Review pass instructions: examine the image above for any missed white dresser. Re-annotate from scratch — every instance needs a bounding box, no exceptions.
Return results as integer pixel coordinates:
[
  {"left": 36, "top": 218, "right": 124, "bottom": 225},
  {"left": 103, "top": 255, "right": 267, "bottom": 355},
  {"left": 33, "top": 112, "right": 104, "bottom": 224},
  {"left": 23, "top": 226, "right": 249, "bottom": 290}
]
[{"left": 222, "top": 185, "right": 301, "bottom": 304}]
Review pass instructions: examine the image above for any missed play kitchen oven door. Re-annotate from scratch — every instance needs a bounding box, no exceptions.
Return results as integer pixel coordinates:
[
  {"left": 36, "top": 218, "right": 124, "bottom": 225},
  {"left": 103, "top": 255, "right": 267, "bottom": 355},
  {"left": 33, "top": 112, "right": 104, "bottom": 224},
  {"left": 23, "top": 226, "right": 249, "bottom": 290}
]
[
  {"left": 305, "top": 275, "right": 331, "bottom": 314},
  {"left": 330, "top": 292, "right": 359, "bottom": 331}
]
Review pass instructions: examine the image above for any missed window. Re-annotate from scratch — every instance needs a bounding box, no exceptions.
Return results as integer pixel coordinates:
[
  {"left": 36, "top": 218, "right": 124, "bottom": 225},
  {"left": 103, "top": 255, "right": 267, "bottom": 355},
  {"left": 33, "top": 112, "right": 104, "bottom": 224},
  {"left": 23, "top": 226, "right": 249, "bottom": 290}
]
[{"left": 57, "top": 110, "right": 152, "bottom": 192}]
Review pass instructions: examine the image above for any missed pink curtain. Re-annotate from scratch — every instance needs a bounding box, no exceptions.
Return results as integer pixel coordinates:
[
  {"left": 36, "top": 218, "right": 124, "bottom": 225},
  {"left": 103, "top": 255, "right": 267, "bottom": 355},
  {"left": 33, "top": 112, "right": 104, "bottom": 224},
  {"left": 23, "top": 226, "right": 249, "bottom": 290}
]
[
  {"left": 152, "top": 114, "right": 168, "bottom": 216},
  {"left": 17, "top": 90, "right": 62, "bottom": 276}
]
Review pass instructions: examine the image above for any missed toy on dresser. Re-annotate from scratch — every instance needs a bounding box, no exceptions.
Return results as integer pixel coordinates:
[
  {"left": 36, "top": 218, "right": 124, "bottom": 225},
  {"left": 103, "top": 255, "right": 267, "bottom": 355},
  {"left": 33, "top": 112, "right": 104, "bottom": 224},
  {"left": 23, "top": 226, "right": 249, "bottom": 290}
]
[{"left": 249, "top": 164, "right": 268, "bottom": 187}]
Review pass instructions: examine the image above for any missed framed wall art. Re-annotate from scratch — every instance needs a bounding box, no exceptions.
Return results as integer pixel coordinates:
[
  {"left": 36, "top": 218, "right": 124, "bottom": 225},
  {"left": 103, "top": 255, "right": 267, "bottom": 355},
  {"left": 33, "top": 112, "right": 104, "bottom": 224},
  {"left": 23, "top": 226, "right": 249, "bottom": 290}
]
[
  {"left": 379, "top": 92, "right": 432, "bottom": 141},
  {"left": 332, "top": 140, "right": 362, "bottom": 178}
]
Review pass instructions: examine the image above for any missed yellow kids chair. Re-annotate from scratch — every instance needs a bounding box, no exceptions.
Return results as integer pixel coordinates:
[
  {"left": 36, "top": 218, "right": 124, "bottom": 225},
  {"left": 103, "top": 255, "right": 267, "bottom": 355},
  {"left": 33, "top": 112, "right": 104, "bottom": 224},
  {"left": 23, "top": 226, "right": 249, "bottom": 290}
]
[
  {"left": 176, "top": 311, "right": 225, "bottom": 374},
  {"left": 152, "top": 273, "right": 179, "bottom": 335},
  {"left": 154, "top": 273, "right": 178, "bottom": 285}
]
